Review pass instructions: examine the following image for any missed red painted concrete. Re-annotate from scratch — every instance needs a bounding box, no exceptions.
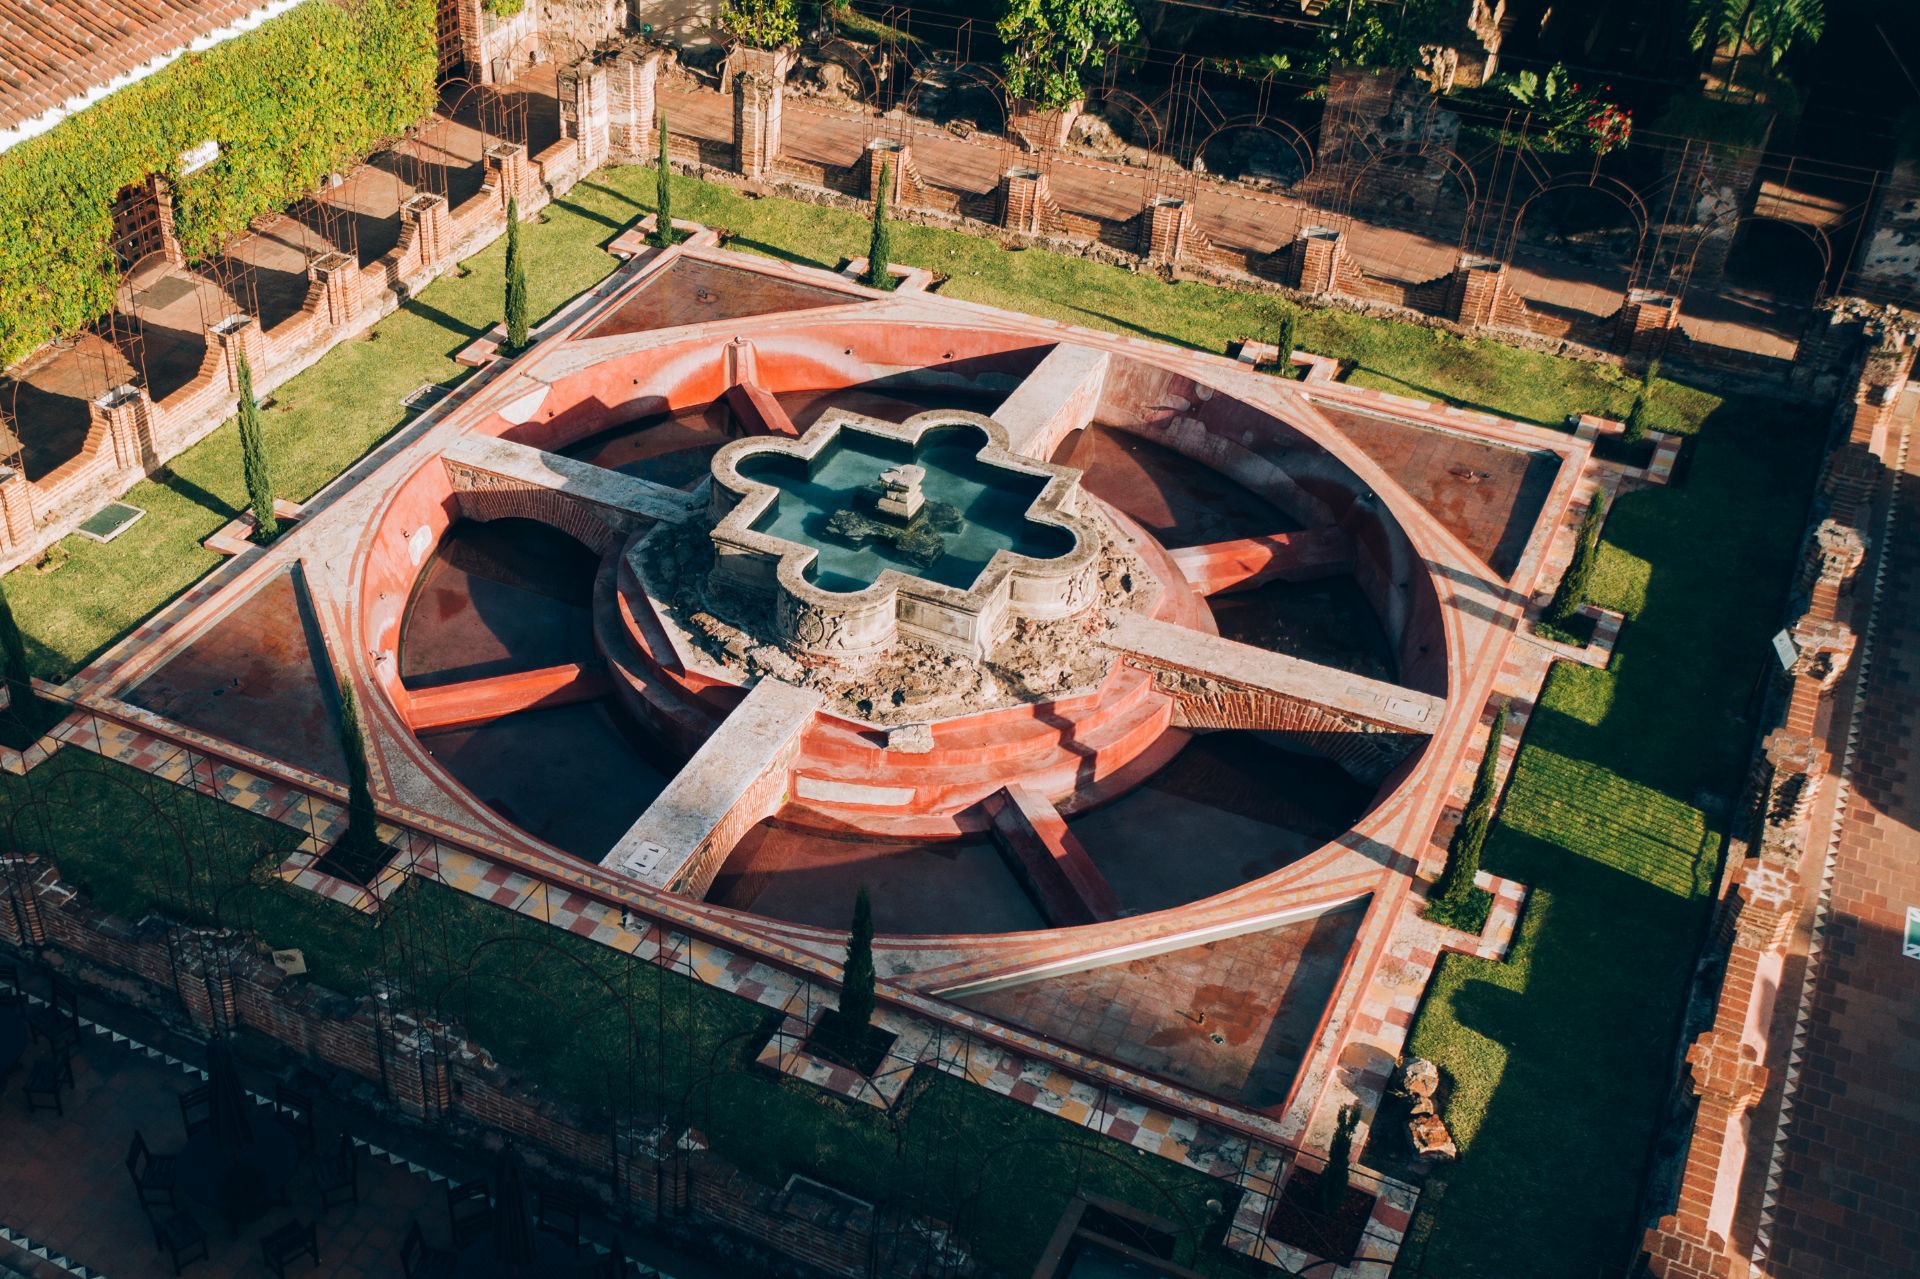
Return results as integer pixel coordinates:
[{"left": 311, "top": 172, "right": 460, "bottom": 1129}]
[
  {"left": 722, "top": 380, "right": 799, "bottom": 437},
  {"left": 404, "top": 662, "right": 613, "bottom": 731},
  {"left": 1170, "top": 527, "right": 1357, "bottom": 596},
  {"left": 987, "top": 784, "right": 1122, "bottom": 926}
]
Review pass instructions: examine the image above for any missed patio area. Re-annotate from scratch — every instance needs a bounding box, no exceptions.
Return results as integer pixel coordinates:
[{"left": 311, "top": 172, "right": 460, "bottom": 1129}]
[{"left": 0, "top": 973, "right": 721, "bottom": 1279}]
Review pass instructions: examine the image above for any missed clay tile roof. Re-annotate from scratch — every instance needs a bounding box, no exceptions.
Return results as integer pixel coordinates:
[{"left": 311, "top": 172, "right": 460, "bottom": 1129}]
[{"left": 0, "top": 0, "right": 304, "bottom": 147}]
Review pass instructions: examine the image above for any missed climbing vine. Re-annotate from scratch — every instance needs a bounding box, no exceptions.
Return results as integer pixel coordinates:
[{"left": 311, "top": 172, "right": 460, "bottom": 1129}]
[{"left": 0, "top": 0, "right": 437, "bottom": 369}]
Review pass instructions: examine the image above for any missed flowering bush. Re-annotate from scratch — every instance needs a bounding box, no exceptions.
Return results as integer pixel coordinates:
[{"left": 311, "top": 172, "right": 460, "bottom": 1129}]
[{"left": 1486, "top": 64, "right": 1633, "bottom": 156}]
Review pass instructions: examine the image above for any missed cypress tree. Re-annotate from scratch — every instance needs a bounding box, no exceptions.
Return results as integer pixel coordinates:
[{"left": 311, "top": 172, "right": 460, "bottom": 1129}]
[
  {"left": 863, "top": 162, "right": 896, "bottom": 292},
  {"left": 1320, "top": 1104, "right": 1361, "bottom": 1216},
  {"left": 504, "top": 195, "right": 528, "bottom": 352},
  {"left": 838, "top": 887, "right": 876, "bottom": 1028},
  {"left": 236, "top": 352, "right": 278, "bottom": 542},
  {"left": 1545, "top": 491, "right": 1608, "bottom": 628},
  {"left": 652, "top": 117, "right": 678, "bottom": 249}
]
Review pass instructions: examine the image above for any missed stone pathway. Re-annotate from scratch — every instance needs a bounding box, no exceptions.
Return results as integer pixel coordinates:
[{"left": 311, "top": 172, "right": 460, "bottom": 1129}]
[{"left": 1753, "top": 421, "right": 1920, "bottom": 1276}]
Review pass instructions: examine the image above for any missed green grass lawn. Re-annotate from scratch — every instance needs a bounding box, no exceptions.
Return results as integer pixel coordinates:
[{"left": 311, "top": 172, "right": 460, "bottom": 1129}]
[
  {"left": 1399, "top": 399, "right": 1821, "bottom": 1276},
  {"left": 0, "top": 162, "right": 1823, "bottom": 1273}
]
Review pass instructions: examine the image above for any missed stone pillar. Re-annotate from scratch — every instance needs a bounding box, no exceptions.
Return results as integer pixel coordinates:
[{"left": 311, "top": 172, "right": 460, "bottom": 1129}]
[
  {"left": 307, "top": 251, "right": 363, "bottom": 328},
  {"left": 727, "top": 46, "right": 790, "bottom": 178},
  {"left": 607, "top": 44, "right": 665, "bottom": 163},
  {"left": 1845, "top": 323, "right": 1917, "bottom": 454},
  {"left": 1000, "top": 167, "right": 1049, "bottom": 234},
  {"left": 1144, "top": 196, "right": 1193, "bottom": 266},
  {"left": 664, "top": 1128, "right": 705, "bottom": 1217},
  {"left": 558, "top": 60, "right": 610, "bottom": 169},
  {"left": 484, "top": 141, "right": 535, "bottom": 212},
  {"left": 0, "top": 466, "right": 34, "bottom": 555},
  {"left": 1447, "top": 255, "right": 1507, "bottom": 328},
  {"left": 149, "top": 175, "right": 186, "bottom": 267},
  {"left": 732, "top": 71, "right": 783, "bottom": 178},
  {"left": 90, "top": 383, "right": 158, "bottom": 473},
  {"left": 211, "top": 315, "right": 265, "bottom": 393},
  {"left": 1292, "top": 226, "right": 1347, "bottom": 296},
  {"left": 1614, "top": 289, "right": 1680, "bottom": 362},
  {"left": 1799, "top": 519, "right": 1867, "bottom": 621},
  {"left": 867, "top": 139, "right": 908, "bottom": 203},
  {"left": 400, "top": 193, "right": 451, "bottom": 270}
]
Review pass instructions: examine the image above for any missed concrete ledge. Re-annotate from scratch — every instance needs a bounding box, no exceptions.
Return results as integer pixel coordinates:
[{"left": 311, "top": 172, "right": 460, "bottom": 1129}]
[
  {"left": 404, "top": 663, "right": 613, "bottom": 731},
  {"left": 203, "top": 498, "right": 305, "bottom": 556},
  {"left": 986, "top": 784, "right": 1121, "bottom": 926},
  {"left": 994, "top": 342, "right": 1109, "bottom": 461},
  {"left": 1169, "top": 527, "right": 1356, "bottom": 596}
]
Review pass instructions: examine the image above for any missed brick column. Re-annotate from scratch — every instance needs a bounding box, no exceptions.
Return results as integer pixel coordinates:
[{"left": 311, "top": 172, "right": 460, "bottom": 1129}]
[
  {"left": 1818, "top": 443, "right": 1880, "bottom": 528},
  {"left": 90, "top": 383, "right": 158, "bottom": 472},
  {"left": 211, "top": 315, "right": 265, "bottom": 393},
  {"left": 149, "top": 176, "right": 186, "bottom": 267},
  {"left": 307, "top": 251, "right": 363, "bottom": 328},
  {"left": 732, "top": 71, "right": 783, "bottom": 178},
  {"left": 867, "top": 139, "right": 907, "bottom": 202},
  {"left": 1799, "top": 519, "right": 1867, "bottom": 621},
  {"left": 1844, "top": 323, "right": 1916, "bottom": 453},
  {"left": 453, "top": 0, "right": 485, "bottom": 83},
  {"left": 400, "top": 193, "right": 451, "bottom": 271},
  {"left": 1447, "top": 255, "right": 1507, "bottom": 328},
  {"left": 607, "top": 44, "right": 664, "bottom": 163},
  {"left": 1292, "top": 227, "right": 1346, "bottom": 295},
  {"left": 1143, "top": 196, "right": 1192, "bottom": 266},
  {"left": 558, "top": 60, "right": 610, "bottom": 169},
  {"left": 1000, "top": 167, "right": 1048, "bottom": 234},
  {"left": 1614, "top": 289, "right": 1680, "bottom": 362},
  {"left": 0, "top": 466, "right": 34, "bottom": 555},
  {"left": 484, "top": 141, "right": 535, "bottom": 211}
]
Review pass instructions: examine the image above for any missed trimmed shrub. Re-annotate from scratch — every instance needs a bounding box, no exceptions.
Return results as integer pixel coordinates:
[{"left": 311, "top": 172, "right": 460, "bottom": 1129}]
[
  {"left": 652, "top": 118, "right": 679, "bottom": 249},
  {"left": 0, "top": 0, "right": 436, "bottom": 367},
  {"left": 839, "top": 887, "right": 876, "bottom": 1027},
  {"left": 1545, "top": 491, "right": 1608, "bottom": 628},
  {"left": 504, "top": 196, "right": 528, "bottom": 351},
  {"left": 235, "top": 353, "right": 278, "bottom": 542},
  {"left": 1426, "top": 704, "right": 1509, "bottom": 918},
  {"left": 336, "top": 678, "right": 381, "bottom": 866},
  {"left": 863, "top": 162, "right": 897, "bottom": 291}
]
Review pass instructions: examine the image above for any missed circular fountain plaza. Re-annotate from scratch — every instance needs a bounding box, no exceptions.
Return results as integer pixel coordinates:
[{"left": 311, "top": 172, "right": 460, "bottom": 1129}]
[{"left": 89, "top": 235, "right": 1588, "bottom": 1186}]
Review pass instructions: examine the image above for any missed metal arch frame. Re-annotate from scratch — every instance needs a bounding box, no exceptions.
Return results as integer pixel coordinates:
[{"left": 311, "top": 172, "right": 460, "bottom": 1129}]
[
  {"left": 1334, "top": 138, "right": 1480, "bottom": 250},
  {"left": 900, "top": 58, "right": 1017, "bottom": 160},
  {"left": 1188, "top": 114, "right": 1318, "bottom": 193},
  {"left": 194, "top": 246, "right": 261, "bottom": 334},
  {"left": 1687, "top": 211, "right": 1838, "bottom": 307},
  {"left": 1495, "top": 168, "right": 1652, "bottom": 288},
  {"left": 1085, "top": 85, "right": 1170, "bottom": 158}
]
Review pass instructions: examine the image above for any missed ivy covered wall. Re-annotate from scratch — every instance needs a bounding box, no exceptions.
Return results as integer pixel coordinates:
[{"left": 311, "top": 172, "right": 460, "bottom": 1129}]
[{"left": 0, "top": 0, "right": 439, "bottom": 369}]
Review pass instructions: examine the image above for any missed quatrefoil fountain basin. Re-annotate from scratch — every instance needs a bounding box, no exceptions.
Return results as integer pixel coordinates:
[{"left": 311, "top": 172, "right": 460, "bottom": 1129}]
[{"left": 707, "top": 411, "right": 1100, "bottom": 661}]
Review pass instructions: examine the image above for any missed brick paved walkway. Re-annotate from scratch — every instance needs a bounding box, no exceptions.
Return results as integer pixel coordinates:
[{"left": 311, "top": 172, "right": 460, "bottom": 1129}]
[{"left": 1756, "top": 423, "right": 1920, "bottom": 1276}]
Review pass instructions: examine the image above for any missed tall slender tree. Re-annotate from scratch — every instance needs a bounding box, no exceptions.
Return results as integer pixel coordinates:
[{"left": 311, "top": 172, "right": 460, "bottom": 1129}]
[
  {"left": 1271, "top": 303, "right": 1298, "bottom": 378},
  {"left": 1545, "top": 491, "right": 1608, "bottom": 629},
  {"left": 236, "top": 352, "right": 278, "bottom": 542},
  {"left": 863, "top": 162, "right": 897, "bottom": 291},
  {"left": 652, "top": 117, "right": 679, "bottom": 249},
  {"left": 838, "top": 887, "right": 876, "bottom": 1029},
  {"left": 504, "top": 195, "right": 529, "bottom": 352}
]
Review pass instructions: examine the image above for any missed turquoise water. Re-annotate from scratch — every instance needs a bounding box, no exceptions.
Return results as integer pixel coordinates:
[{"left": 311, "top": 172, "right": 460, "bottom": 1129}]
[{"left": 737, "top": 423, "right": 1075, "bottom": 593}]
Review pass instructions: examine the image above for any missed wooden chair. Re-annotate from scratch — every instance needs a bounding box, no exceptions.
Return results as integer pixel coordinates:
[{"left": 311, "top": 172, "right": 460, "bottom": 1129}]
[
  {"left": 274, "top": 1081, "right": 317, "bottom": 1154},
  {"left": 148, "top": 1207, "right": 209, "bottom": 1275},
  {"left": 446, "top": 1176, "right": 491, "bottom": 1249},
  {"left": 178, "top": 1083, "right": 211, "bottom": 1141},
  {"left": 24, "top": 1046, "right": 74, "bottom": 1115},
  {"left": 260, "top": 1219, "right": 319, "bottom": 1277},
  {"left": 314, "top": 1131, "right": 358, "bottom": 1210},
  {"left": 126, "top": 1131, "right": 181, "bottom": 1210},
  {"left": 400, "top": 1219, "right": 456, "bottom": 1279},
  {"left": 536, "top": 1185, "right": 584, "bottom": 1253}
]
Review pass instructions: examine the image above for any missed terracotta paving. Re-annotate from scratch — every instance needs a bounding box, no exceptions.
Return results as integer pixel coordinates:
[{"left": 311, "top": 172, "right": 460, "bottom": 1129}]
[
  {"left": 581, "top": 256, "right": 863, "bottom": 337},
  {"left": 1308, "top": 403, "right": 1558, "bottom": 579},
  {"left": 1758, "top": 428, "right": 1920, "bottom": 1278},
  {"left": 399, "top": 520, "right": 600, "bottom": 688},
  {"left": 959, "top": 907, "right": 1367, "bottom": 1113},
  {"left": 1055, "top": 425, "right": 1303, "bottom": 546},
  {"left": 121, "top": 567, "right": 346, "bottom": 784}
]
